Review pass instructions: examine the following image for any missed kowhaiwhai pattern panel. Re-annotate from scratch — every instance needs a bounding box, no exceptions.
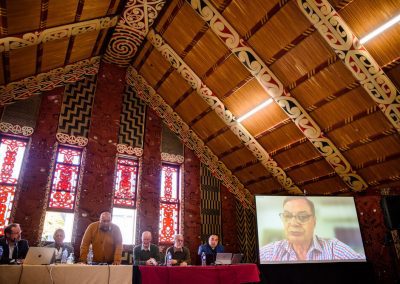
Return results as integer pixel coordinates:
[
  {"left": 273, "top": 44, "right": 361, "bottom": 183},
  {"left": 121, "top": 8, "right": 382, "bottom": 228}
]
[
  {"left": 103, "top": 0, "right": 167, "bottom": 66},
  {"left": 147, "top": 29, "right": 302, "bottom": 194},
  {"left": 187, "top": 0, "right": 368, "bottom": 192},
  {"left": 297, "top": 0, "right": 400, "bottom": 131},
  {"left": 0, "top": 57, "right": 100, "bottom": 107},
  {"left": 127, "top": 67, "right": 254, "bottom": 209}
]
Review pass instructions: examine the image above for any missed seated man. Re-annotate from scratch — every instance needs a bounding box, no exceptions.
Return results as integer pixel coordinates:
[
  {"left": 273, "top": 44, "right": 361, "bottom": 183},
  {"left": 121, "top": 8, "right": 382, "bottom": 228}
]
[
  {"left": 165, "top": 234, "right": 191, "bottom": 266},
  {"left": 45, "top": 229, "right": 73, "bottom": 262},
  {"left": 79, "top": 212, "right": 123, "bottom": 265},
  {"left": 198, "top": 234, "right": 224, "bottom": 264},
  {"left": 0, "top": 223, "right": 29, "bottom": 264},
  {"left": 133, "top": 231, "right": 160, "bottom": 265}
]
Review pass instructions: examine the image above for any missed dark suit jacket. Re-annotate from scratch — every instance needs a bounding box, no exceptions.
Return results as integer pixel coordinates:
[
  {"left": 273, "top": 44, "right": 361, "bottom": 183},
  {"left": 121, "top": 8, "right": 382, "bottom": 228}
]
[{"left": 0, "top": 237, "right": 29, "bottom": 264}]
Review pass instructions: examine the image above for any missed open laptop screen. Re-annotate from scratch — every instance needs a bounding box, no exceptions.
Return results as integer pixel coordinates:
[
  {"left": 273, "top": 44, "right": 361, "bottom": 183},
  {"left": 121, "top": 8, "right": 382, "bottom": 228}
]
[{"left": 24, "top": 247, "right": 56, "bottom": 265}]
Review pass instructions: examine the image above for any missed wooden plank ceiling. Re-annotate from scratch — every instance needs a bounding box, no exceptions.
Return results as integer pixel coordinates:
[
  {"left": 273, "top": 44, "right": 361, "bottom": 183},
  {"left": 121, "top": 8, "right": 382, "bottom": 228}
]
[{"left": 1, "top": 0, "right": 400, "bottom": 199}]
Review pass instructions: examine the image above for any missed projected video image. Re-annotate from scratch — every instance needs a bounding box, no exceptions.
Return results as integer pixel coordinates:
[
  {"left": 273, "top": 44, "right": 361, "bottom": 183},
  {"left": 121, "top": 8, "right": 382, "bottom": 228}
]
[{"left": 256, "top": 196, "right": 366, "bottom": 264}]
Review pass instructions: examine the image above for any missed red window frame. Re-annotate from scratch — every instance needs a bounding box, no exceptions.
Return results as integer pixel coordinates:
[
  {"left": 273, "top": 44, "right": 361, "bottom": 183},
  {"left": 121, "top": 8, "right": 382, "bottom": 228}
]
[
  {"left": 158, "top": 163, "right": 180, "bottom": 244},
  {"left": 0, "top": 135, "right": 28, "bottom": 234},
  {"left": 47, "top": 145, "right": 83, "bottom": 211}
]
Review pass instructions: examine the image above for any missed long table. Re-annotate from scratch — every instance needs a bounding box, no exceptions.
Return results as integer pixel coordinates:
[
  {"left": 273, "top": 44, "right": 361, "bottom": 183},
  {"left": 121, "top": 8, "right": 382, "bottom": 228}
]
[
  {"left": 0, "top": 263, "right": 260, "bottom": 284},
  {"left": 0, "top": 264, "right": 132, "bottom": 284},
  {"left": 138, "top": 264, "right": 260, "bottom": 284}
]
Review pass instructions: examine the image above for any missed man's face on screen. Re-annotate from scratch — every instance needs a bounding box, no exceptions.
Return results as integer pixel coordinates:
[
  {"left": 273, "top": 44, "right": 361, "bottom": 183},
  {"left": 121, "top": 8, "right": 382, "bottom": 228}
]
[{"left": 282, "top": 199, "right": 316, "bottom": 246}]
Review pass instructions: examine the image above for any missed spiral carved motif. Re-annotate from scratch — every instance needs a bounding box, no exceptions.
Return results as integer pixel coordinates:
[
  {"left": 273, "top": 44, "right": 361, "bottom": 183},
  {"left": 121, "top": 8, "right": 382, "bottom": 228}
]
[
  {"left": 297, "top": 0, "right": 400, "bottom": 131},
  {"left": 187, "top": 0, "right": 368, "bottom": 192},
  {"left": 127, "top": 67, "right": 254, "bottom": 209},
  {"left": 103, "top": 0, "right": 166, "bottom": 66},
  {"left": 147, "top": 28, "right": 301, "bottom": 194}
]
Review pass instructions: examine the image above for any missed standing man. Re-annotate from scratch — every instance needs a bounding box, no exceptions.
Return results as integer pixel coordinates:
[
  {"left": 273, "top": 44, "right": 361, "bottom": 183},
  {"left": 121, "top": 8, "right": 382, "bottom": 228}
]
[
  {"left": 165, "top": 234, "right": 191, "bottom": 266},
  {"left": 198, "top": 234, "right": 224, "bottom": 264},
  {"left": 133, "top": 231, "right": 160, "bottom": 265},
  {"left": 80, "top": 212, "right": 122, "bottom": 265},
  {"left": 0, "top": 223, "right": 29, "bottom": 264},
  {"left": 46, "top": 229, "right": 73, "bottom": 262}
]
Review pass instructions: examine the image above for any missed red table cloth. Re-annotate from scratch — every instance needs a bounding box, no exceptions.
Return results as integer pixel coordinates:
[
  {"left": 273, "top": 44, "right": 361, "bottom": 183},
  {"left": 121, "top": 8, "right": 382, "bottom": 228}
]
[{"left": 139, "top": 263, "right": 260, "bottom": 284}]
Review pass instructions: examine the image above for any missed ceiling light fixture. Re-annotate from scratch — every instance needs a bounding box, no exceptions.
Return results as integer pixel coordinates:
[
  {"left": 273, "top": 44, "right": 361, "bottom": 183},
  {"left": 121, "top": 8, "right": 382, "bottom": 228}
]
[
  {"left": 360, "top": 14, "right": 400, "bottom": 44},
  {"left": 237, "top": 98, "right": 273, "bottom": 123}
]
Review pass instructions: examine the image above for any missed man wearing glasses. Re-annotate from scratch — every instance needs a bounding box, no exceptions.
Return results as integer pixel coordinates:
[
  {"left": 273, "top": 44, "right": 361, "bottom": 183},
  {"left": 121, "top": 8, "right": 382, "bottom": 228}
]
[
  {"left": 0, "top": 223, "right": 29, "bottom": 264},
  {"left": 165, "top": 234, "right": 191, "bottom": 266},
  {"left": 259, "top": 197, "right": 363, "bottom": 262}
]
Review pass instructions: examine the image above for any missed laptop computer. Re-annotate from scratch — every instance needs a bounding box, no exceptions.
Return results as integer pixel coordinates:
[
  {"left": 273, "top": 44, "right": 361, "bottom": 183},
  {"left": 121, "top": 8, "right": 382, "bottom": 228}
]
[
  {"left": 24, "top": 247, "right": 56, "bottom": 265},
  {"left": 215, "top": 253, "right": 233, "bottom": 265},
  {"left": 231, "top": 253, "right": 243, "bottom": 264}
]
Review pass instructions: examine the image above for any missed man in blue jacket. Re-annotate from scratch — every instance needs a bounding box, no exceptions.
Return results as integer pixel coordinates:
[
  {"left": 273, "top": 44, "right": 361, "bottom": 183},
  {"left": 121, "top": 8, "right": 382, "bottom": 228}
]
[
  {"left": 0, "top": 223, "right": 29, "bottom": 264},
  {"left": 198, "top": 234, "right": 224, "bottom": 264}
]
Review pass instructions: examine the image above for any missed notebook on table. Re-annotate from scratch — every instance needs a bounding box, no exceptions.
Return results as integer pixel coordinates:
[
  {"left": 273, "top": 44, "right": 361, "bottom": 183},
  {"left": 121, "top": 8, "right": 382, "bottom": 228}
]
[{"left": 24, "top": 247, "right": 56, "bottom": 265}]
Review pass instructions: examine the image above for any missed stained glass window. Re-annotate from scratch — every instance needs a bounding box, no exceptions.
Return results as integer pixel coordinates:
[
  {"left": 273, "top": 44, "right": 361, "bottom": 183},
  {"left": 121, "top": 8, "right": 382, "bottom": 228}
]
[
  {"left": 159, "top": 164, "right": 180, "bottom": 244},
  {"left": 48, "top": 145, "right": 83, "bottom": 210},
  {"left": 0, "top": 136, "right": 28, "bottom": 235},
  {"left": 112, "top": 157, "right": 139, "bottom": 244},
  {"left": 113, "top": 158, "right": 139, "bottom": 208}
]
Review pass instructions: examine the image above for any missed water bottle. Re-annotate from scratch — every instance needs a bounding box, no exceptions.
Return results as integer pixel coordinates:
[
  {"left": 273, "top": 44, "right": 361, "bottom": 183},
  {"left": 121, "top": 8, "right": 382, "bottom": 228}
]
[
  {"left": 201, "top": 252, "right": 206, "bottom": 266},
  {"left": 0, "top": 246, "right": 3, "bottom": 259},
  {"left": 87, "top": 245, "right": 94, "bottom": 265},
  {"left": 166, "top": 251, "right": 172, "bottom": 266},
  {"left": 61, "top": 249, "right": 68, "bottom": 264},
  {"left": 66, "top": 253, "right": 74, "bottom": 264}
]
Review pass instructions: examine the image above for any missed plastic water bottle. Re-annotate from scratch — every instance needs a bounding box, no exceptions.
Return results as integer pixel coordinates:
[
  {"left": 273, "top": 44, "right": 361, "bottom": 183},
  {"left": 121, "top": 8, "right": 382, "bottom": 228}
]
[
  {"left": 87, "top": 245, "right": 94, "bottom": 265},
  {"left": 166, "top": 251, "right": 172, "bottom": 266},
  {"left": 66, "top": 253, "right": 74, "bottom": 264},
  {"left": 201, "top": 252, "right": 206, "bottom": 266},
  {"left": 61, "top": 249, "right": 68, "bottom": 264}
]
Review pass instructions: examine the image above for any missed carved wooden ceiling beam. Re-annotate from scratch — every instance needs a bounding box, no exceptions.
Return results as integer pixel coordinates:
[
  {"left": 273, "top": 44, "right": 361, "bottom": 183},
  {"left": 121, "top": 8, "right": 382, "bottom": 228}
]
[
  {"left": 147, "top": 28, "right": 302, "bottom": 195},
  {"left": 186, "top": 0, "right": 368, "bottom": 192},
  {"left": 103, "top": 0, "right": 167, "bottom": 67},
  {"left": 0, "top": 16, "right": 118, "bottom": 53},
  {"left": 0, "top": 56, "right": 100, "bottom": 106},
  {"left": 126, "top": 66, "right": 255, "bottom": 210},
  {"left": 297, "top": 0, "right": 400, "bottom": 132}
]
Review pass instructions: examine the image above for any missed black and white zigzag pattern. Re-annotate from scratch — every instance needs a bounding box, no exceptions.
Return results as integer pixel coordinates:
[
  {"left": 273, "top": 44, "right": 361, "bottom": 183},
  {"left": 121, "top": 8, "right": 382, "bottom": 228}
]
[
  {"left": 118, "top": 85, "right": 146, "bottom": 147},
  {"left": 200, "top": 163, "right": 222, "bottom": 242},
  {"left": 58, "top": 75, "right": 97, "bottom": 137},
  {"left": 236, "top": 201, "right": 257, "bottom": 263}
]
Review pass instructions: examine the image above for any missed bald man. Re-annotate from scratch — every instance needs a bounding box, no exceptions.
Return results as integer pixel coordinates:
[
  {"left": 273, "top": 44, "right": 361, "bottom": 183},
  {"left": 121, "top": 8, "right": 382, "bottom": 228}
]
[
  {"left": 133, "top": 231, "right": 160, "bottom": 265},
  {"left": 80, "top": 212, "right": 123, "bottom": 265}
]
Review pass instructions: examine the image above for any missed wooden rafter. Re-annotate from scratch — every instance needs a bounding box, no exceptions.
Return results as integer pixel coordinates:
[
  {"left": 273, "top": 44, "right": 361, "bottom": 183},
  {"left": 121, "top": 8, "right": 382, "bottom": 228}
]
[
  {"left": 147, "top": 28, "right": 302, "bottom": 194},
  {"left": 127, "top": 67, "right": 255, "bottom": 209},
  {"left": 103, "top": 0, "right": 167, "bottom": 66},
  {"left": 187, "top": 0, "right": 368, "bottom": 192},
  {"left": 0, "top": 56, "right": 100, "bottom": 106},
  {"left": 297, "top": 0, "right": 400, "bottom": 132}
]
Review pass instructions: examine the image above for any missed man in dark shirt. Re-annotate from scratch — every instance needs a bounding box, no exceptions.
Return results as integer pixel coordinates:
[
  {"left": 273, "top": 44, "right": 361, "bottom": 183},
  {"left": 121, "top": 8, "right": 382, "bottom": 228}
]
[
  {"left": 198, "top": 234, "right": 224, "bottom": 264},
  {"left": 165, "top": 234, "right": 191, "bottom": 266},
  {"left": 45, "top": 229, "right": 73, "bottom": 262},
  {"left": 133, "top": 231, "right": 160, "bottom": 265},
  {"left": 0, "top": 223, "right": 29, "bottom": 264}
]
